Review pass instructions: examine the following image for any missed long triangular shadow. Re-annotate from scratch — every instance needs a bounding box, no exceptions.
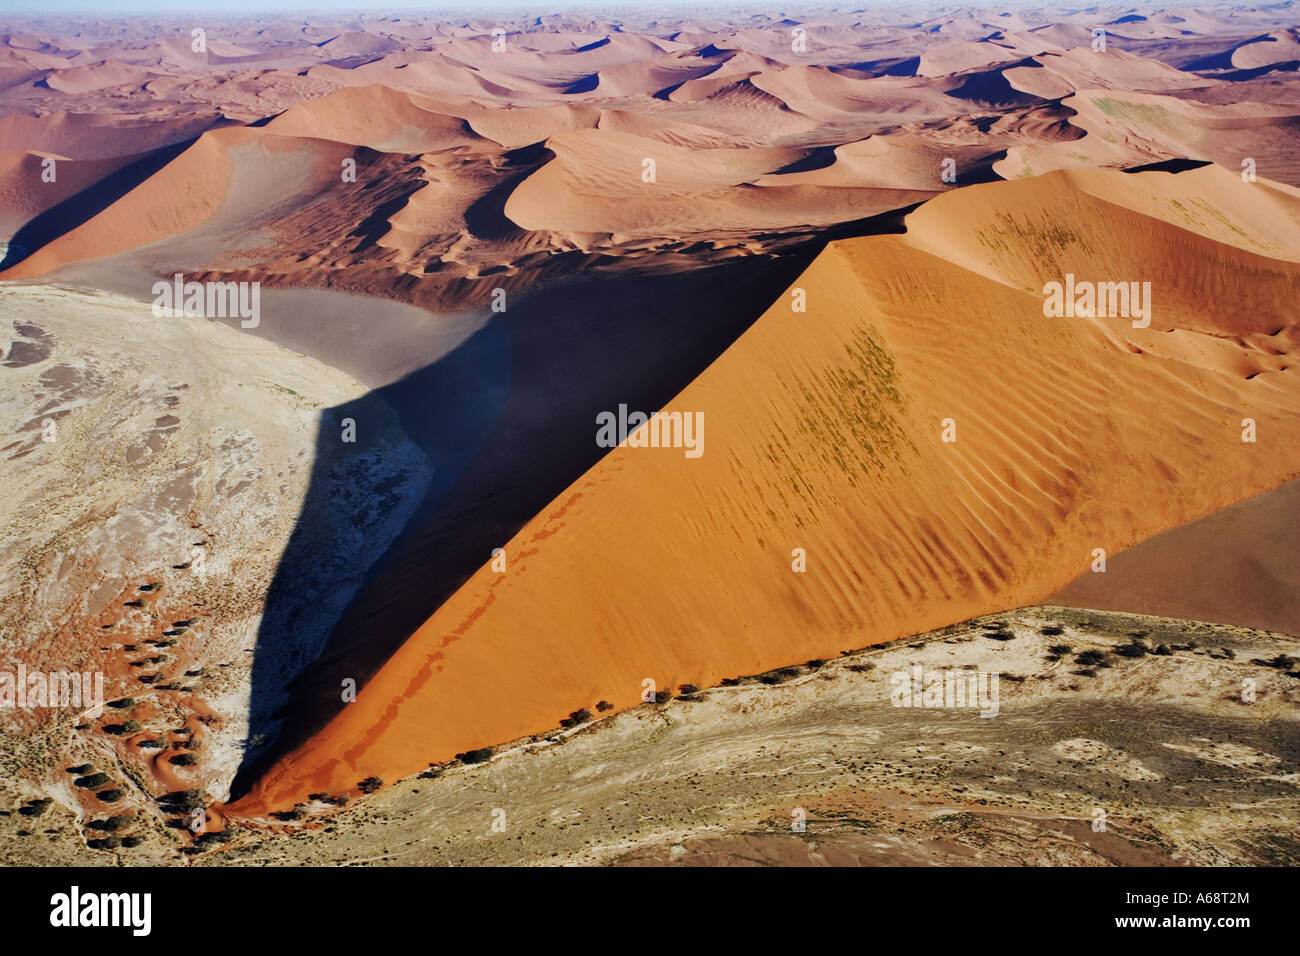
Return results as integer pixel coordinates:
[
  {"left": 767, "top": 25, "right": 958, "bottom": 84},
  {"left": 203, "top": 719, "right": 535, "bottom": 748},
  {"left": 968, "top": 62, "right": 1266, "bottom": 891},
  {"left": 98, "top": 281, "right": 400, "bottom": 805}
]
[{"left": 230, "top": 207, "right": 915, "bottom": 801}]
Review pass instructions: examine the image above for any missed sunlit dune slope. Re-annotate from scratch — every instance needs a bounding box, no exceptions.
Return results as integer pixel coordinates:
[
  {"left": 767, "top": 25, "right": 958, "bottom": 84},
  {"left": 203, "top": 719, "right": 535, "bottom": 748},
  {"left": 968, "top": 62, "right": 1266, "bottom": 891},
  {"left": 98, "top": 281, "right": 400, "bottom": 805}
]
[{"left": 232, "top": 164, "right": 1300, "bottom": 813}]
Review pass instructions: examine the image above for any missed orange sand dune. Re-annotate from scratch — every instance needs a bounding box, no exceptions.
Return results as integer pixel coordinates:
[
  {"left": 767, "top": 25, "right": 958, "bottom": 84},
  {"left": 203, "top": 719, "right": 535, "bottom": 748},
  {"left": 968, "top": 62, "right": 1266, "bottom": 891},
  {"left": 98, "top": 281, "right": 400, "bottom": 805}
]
[
  {"left": 1, "top": 127, "right": 360, "bottom": 280},
  {"left": 502, "top": 126, "right": 933, "bottom": 237},
  {"left": 232, "top": 164, "right": 1300, "bottom": 813},
  {"left": 997, "top": 88, "right": 1300, "bottom": 186},
  {"left": 265, "top": 84, "right": 481, "bottom": 153},
  {"left": 1230, "top": 30, "right": 1300, "bottom": 69},
  {"left": 43, "top": 60, "right": 164, "bottom": 94}
]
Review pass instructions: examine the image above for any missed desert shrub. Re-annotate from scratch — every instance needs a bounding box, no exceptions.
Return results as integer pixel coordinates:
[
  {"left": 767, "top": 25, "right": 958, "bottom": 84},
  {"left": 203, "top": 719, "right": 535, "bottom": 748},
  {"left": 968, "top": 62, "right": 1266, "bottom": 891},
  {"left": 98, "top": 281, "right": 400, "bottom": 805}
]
[
  {"left": 805, "top": 660, "right": 826, "bottom": 669},
  {"left": 169, "top": 753, "right": 198, "bottom": 766},
  {"left": 985, "top": 631, "right": 1015, "bottom": 641},
  {"left": 1075, "top": 650, "right": 1108, "bottom": 667},
  {"left": 678, "top": 684, "right": 700, "bottom": 695},
  {"left": 75, "top": 773, "right": 110, "bottom": 789},
  {"left": 653, "top": 689, "right": 672, "bottom": 703},
  {"left": 1114, "top": 641, "right": 1149, "bottom": 658},
  {"left": 160, "top": 789, "right": 206, "bottom": 812},
  {"left": 1048, "top": 644, "right": 1072, "bottom": 655},
  {"left": 720, "top": 678, "right": 740, "bottom": 686},
  {"left": 88, "top": 836, "right": 121, "bottom": 850},
  {"left": 107, "top": 698, "right": 134, "bottom": 709},
  {"left": 97, "top": 789, "right": 124, "bottom": 803},
  {"left": 596, "top": 700, "right": 612, "bottom": 712},
  {"left": 846, "top": 663, "right": 873, "bottom": 672},
  {"left": 88, "top": 814, "right": 133, "bottom": 831},
  {"left": 18, "top": 798, "right": 52, "bottom": 817},
  {"left": 456, "top": 748, "right": 493, "bottom": 765},
  {"left": 357, "top": 776, "right": 384, "bottom": 793},
  {"left": 1252, "top": 654, "right": 1297, "bottom": 669},
  {"left": 66, "top": 764, "right": 93, "bottom": 774},
  {"left": 1040, "top": 625, "right": 1065, "bottom": 636},
  {"left": 121, "top": 836, "right": 144, "bottom": 848}
]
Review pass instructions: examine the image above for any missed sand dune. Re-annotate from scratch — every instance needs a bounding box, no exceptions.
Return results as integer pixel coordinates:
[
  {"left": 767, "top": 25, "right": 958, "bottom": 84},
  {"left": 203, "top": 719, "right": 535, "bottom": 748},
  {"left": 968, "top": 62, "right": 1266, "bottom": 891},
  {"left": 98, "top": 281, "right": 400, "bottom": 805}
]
[
  {"left": 3, "top": 5, "right": 1299, "bottom": 846},
  {"left": 232, "top": 164, "right": 1300, "bottom": 813}
]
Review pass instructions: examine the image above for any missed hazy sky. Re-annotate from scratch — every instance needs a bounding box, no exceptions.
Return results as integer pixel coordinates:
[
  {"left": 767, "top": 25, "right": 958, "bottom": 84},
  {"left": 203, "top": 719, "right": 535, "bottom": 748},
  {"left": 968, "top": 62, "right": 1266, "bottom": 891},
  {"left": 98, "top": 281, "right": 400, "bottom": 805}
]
[
  {"left": 0, "top": 0, "right": 918, "bottom": 14},
  {"left": 0, "top": 0, "right": 713, "bottom": 11}
]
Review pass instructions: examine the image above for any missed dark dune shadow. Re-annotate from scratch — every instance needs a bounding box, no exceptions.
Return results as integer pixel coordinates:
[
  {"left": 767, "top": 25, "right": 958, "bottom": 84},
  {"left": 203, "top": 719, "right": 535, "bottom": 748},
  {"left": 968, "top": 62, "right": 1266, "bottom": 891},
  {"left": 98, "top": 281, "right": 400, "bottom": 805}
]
[
  {"left": 230, "top": 207, "right": 914, "bottom": 800},
  {"left": 0, "top": 140, "right": 195, "bottom": 271},
  {"left": 1121, "top": 157, "right": 1212, "bottom": 175}
]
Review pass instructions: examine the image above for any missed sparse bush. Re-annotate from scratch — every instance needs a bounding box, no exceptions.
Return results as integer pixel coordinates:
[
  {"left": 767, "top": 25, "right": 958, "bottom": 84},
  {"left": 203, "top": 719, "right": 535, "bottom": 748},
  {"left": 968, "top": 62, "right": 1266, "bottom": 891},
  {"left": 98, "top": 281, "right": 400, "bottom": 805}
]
[
  {"left": 1252, "top": 654, "right": 1297, "bottom": 669},
  {"left": 169, "top": 753, "right": 198, "bottom": 766},
  {"left": 87, "top": 836, "right": 121, "bottom": 850},
  {"left": 18, "top": 798, "right": 52, "bottom": 817},
  {"left": 456, "top": 748, "right": 493, "bottom": 765},
  {"left": 357, "top": 776, "right": 384, "bottom": 793},
  {"left": 596, "top": 700, "right": 613, "bottom": 712},
  {"left": 653, "top": 689, "right": 672, "bottom": 703},
  {"left": 66, "top": 764, "right": 93, "bottom": 774},
  {"left": 805, "top": 660, "right": 826, "bottom": 669},
  {"left": 75, "top": 773, "right": 110, "bottom": 789},
  {"left": 678, "top": 684, "right": 699, "bottom": 695},
  {"left": 97, "top": 789, "right": 124, "bottom": 803},
  {"left": 88, "top": 814, "right": 133, "bottom": 832},
  {"left": 160, "top": 789, "right": 206, "bottom": 812},
  {"left": 107, "top": 698, "right": 134, "bottom": 709},
  {"left": 1040, "top": 625, "right": 1065, "bottom": 636}
]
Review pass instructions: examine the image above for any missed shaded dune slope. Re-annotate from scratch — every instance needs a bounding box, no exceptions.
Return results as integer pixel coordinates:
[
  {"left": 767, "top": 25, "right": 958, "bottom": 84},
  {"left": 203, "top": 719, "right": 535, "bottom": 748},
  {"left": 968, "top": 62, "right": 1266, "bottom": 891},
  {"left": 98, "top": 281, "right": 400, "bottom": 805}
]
[{"left": 1052, "top": 478, "right": 1300, "bottom": 635}]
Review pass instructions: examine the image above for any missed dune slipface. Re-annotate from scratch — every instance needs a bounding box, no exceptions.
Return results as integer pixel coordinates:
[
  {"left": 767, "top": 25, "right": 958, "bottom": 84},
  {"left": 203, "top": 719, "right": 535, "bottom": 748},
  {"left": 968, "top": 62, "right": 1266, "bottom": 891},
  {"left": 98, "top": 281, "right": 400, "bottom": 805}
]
[{"left": 232, "top": 164, "right": 1300, "bottom": 814}]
